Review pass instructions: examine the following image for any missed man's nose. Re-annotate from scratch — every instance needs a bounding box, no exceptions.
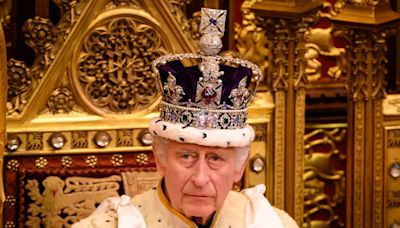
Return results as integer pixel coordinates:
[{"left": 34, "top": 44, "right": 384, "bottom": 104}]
[{"left": 191, "top": 159, "right": 210, "bottom": 187}]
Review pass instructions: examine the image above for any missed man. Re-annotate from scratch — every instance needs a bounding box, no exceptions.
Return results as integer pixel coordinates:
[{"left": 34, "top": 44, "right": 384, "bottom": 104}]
[{"left": 73, "top": 8, "right": 298, "bottom": 228}]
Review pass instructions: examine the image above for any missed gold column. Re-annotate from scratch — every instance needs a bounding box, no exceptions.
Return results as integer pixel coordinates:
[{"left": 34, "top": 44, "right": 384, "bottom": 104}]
[
  {"left": 248, "top": 0, "right": 320, "bottom": 224},
  {"left": 0, "top": 24, "right": 7, "bottom": 225},
  {"left": 331, "top": 2, "right": 400, "bottom": 227}
]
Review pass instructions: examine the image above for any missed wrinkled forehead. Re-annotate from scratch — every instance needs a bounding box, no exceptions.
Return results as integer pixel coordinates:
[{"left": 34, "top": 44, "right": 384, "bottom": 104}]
[{"left": 167, "top": 139, "right": 234, "bottom": 154}]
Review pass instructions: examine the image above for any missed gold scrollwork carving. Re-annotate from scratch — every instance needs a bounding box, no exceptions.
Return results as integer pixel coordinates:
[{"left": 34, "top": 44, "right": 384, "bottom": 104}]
[
  {"left": 53, "top": 0, "right": 85, "bottom": 38},
  {"left": 23, "top": 16, "right": 56, "bottom": 69},
  {"left": 259, "top": 18, "right": 289, "bottom": 91},
  {"left": 47, "top": 87, "right": 75, "bottom": 114},
  {"left": 105, "top": 0, "right": 144, "bottom": 10},
  {"left": 74, "top": 17, "right": 168, "bottom": 114},
  {"left": 303, "top": 127, "right": 346, "bottom": 227},
  {"left": 305, "top": 26, "right": 346, "bottom": 81},
  {"left": 25, "top": 175, "right": 121, "bottom": 226},
  {"left": 348, "top": 30, "right": 387, "bottom": 101}
]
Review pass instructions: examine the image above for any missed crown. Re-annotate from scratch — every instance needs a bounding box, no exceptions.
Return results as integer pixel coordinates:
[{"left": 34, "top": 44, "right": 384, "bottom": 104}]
[{"left": 151, "top": 8, "right": 262, "bottom": 131}]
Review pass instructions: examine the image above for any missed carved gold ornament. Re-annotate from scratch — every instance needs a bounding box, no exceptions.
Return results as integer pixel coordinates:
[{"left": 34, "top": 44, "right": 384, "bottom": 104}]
[
  {"left": 35, "top": 157, "right": 49, "bottom": 169},
  {"left": 23, "top": 16, "right": 56, "bottom": 69},
  {"left": 136, "top": 153, "right": 148, "bottom": 165},
  {"left": 105, "top": 0, "right": 143, "bottom": 10},
  {"left": 111, "top": 154, "right": 124, "bottom": 166},
  {"left": 47, "top": 88, "right": 75, "bottom": 114},
  {"left": 117, "top": 129, "right": 134, "bottom": 147},
  {"left": 27, "top": 132, "right": 44, "bottom": 150},
  {"left": 305, "top": 26, "right": 346, "bottom": 81},
  {"left": 304, "top": 127, "right": 346, "bottom": 227},
  {"left": 72, "top": 131, "right": 88, "bottom": 148},
  {"left": 61, "top": 156, "right": 73, "bottom": 168},
  {"left": 6, "top": 59, "right": 31, "bottom": 115},
  {"left": 5, "top": 195, "right": 16, "bottom": 207},
  {"left": 86, "top": 155, "right": 98, "bottom": 168},
  {"left": 235, "top": 0, "right": 269, "bottom": 85},
  {"left": 74, "top": 17, "right": 168, "bottom": 114},
  {"left": 6, "top": 159, "right": 19, "bottom": 172},
  {"left": 167, "top": 0, "right": 199, "bottom": 41}
]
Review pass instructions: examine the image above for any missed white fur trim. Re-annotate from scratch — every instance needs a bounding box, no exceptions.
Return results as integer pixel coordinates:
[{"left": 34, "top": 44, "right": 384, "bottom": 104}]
[{"left": 149, "top": 118, "right": 254, "bottom": 148}]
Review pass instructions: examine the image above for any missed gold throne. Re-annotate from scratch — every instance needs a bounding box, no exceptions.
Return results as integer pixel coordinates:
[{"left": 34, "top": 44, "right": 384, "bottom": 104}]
[{"left": 0, "top": 1, "right": 274, "bottom": 226}]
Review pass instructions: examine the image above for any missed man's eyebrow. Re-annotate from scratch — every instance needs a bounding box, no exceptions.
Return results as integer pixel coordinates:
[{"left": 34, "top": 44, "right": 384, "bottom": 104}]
[
  {"left": 175, "top": 148, "right": 197, "bottom": 153},
  {"left": 205, "top": 150, "right": 227, "bottom": 155}
]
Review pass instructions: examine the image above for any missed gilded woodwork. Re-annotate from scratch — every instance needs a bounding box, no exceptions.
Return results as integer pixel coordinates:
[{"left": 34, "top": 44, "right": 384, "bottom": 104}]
[
  {"left": 72, "top": 15, "right": 169, "bottom": 115},
  {"left": 384, "top": 126, "right": 400, "bottom": 227},
  {"left": 305, "top": 15, "right": 346, "bottom": 81},
  {"left": 303, "top": 125, "right": 347, "bottom": 228},
  {"left": 331, "top": 2, "right": 400, "bottom": 227},
  {"left": 0, "top": 22, "right": 7, "bottom": 223},
  {"left": 235, "top": 0, "right": 269, "bottom": 89},
  {"left": 245, "top": 1, "right": 321, "bottom": 224},
  {"left": 0, "top": 0, "right": 11, "bottom": 29},
  {"left": 7, "top": 59, "right": 32, "bottom": 115}
]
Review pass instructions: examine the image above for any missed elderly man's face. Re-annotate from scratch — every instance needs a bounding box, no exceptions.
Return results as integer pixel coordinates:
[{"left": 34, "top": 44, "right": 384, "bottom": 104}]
[{"left": 155, "top": 140, "right": 246, "bottom": 224}]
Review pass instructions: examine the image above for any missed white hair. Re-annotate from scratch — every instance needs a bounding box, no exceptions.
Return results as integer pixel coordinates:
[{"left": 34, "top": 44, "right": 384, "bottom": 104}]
[{"left": 152, "top": 136, "right": 249, "bottom": 171}]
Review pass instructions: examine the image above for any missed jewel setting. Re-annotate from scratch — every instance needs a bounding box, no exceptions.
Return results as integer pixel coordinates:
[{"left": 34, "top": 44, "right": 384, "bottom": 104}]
[{"left": 152, "top": 8, "right": 262, "bottom": 130}]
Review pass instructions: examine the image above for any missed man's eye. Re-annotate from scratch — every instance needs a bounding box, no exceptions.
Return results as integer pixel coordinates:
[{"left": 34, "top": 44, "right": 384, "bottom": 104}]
[
  {"left": 177, "top": 152, "right": 197, "bottom": 161},
  {"left": 207, "top": 154, "right": 226, "bottom": 169},
  {"left": 209, "top": 154, "right": 221, "bottom": 161},
  {"left": 181, "top": 154, "right": 194, "bottom": 160}
]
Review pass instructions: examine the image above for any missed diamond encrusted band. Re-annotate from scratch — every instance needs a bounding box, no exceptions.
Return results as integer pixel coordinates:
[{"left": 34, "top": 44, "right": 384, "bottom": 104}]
[{"left": 159, "top": 101, "right": 247, "bottom": 130}]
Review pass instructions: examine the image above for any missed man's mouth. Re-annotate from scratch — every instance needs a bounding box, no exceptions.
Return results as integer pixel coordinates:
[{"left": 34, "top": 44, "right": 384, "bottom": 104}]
[
  {"left": 183, "top": 194, "right": 215, "bottom": 201},
  {"left": 184, "top": 194, "right": 212, "bottom": 197}
]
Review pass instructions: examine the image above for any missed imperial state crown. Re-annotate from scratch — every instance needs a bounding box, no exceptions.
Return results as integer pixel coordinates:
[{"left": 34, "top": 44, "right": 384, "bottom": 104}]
[{"left": 149, "top": 8, "right": 262, "bottom": 148}]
